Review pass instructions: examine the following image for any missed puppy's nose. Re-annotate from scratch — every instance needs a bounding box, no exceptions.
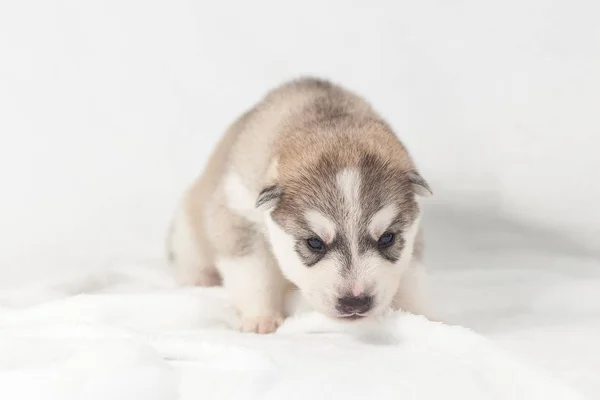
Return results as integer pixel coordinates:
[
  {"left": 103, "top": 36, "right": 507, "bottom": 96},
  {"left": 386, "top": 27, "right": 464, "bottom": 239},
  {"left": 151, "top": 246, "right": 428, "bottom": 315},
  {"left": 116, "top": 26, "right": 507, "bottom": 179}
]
[{"left": 337, "top": 295, "right": 373, "bottom": 315}]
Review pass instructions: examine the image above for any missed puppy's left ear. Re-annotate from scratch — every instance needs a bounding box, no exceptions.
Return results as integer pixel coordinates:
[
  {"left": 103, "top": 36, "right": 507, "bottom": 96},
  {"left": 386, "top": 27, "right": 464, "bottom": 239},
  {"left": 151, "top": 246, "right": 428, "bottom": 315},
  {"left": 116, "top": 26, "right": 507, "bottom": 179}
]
[
  {"left": 255, "top": 185, "right": 282, "bottom": 211},
  {"left": 407, "top": 171, "right": 432, "bottom": 197}
]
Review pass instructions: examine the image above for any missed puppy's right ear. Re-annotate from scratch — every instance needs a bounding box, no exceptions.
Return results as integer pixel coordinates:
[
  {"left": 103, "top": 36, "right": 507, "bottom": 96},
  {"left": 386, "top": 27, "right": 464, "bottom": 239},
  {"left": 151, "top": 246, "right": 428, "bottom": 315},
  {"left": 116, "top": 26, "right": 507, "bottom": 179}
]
[{"left": 255, "top": 185, "right": 282, "bottom": 211}]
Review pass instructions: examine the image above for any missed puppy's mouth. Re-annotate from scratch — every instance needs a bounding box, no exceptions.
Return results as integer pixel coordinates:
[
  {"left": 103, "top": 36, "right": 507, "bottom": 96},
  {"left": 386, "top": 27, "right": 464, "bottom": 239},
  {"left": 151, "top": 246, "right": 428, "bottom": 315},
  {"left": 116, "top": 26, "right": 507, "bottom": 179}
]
[{"left": 337, "top": 313, "right": 368, "bottom": 321}]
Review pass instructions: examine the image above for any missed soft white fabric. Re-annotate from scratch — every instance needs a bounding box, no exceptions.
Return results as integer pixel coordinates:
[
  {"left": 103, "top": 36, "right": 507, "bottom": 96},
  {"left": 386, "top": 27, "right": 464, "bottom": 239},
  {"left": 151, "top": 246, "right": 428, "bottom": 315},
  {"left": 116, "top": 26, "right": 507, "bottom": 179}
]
[{"left": 0, "top": 267, "right": 585, "bottom": 400}]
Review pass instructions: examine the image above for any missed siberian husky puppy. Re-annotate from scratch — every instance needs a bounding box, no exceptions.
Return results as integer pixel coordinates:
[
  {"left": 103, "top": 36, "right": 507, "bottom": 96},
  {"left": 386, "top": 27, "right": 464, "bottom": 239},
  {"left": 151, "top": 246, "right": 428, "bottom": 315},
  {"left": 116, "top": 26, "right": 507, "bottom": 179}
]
[{"left": 167, "top": 78, "right": 432, "bottom": 333}]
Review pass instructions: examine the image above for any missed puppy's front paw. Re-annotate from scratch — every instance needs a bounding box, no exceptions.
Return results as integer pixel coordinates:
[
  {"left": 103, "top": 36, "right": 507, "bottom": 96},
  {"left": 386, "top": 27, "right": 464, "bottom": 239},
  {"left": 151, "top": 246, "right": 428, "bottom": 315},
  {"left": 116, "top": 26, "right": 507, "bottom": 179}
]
[{"left": 240, "top": 315, "right": 283, "bottom": 334}]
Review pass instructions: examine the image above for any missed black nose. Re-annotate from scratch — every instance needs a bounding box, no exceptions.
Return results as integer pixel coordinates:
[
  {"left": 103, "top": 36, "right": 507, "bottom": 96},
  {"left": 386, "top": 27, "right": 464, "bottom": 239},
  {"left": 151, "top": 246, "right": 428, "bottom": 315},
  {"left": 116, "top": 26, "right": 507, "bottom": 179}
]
[{"left": 337, "top": 295, "right": 373, "bottom": 315}]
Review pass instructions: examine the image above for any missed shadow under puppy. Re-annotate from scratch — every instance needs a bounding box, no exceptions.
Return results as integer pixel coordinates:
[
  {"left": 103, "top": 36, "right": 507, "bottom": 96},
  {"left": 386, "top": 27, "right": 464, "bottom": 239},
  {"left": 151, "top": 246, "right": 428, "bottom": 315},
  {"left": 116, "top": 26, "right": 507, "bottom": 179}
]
[{"left": 167, "top": 77, "right": 433, "bottom": 333}]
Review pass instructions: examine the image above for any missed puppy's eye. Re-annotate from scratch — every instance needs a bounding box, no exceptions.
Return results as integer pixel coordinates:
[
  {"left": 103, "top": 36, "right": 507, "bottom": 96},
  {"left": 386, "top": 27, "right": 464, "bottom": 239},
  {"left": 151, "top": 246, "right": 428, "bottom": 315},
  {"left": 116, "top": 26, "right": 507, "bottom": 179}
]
[
  {"left": 377, "top": 232, "right": 395, "bottom": 249},
  {"left": 307, "top": 237, "right": 325, "bottom": 252}
]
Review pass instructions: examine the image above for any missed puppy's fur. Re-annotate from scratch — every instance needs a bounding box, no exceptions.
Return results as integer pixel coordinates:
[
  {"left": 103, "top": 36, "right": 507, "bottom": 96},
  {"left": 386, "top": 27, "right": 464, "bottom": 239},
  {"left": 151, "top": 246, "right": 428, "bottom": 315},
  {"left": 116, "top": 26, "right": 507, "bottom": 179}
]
[{"left": 167, "top": 78, "right": 432, "bottom": 333}]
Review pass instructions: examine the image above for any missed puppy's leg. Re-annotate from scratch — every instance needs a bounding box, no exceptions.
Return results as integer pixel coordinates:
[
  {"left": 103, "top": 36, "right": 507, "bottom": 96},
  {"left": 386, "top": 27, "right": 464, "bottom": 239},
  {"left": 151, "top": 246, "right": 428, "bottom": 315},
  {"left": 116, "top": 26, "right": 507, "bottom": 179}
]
[
  {"left": 391, "top": 261, "right": 435, "bottom": 320},
  {"left": 216, "top": 241, "right": 287, "bottom": 334},
  {"left": 167, "top": 203, "right": 221, "bottom": 287},
  {"left": 206, "top": 186, "right": 287, "bottom": 334}
]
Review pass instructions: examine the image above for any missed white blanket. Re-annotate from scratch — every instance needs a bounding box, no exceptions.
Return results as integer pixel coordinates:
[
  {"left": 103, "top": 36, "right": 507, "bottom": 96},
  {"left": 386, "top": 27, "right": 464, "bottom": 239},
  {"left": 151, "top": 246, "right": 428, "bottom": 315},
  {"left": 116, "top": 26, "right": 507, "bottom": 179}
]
[{"left": 0, "top": 266, "right": 585, "bottom": 400}]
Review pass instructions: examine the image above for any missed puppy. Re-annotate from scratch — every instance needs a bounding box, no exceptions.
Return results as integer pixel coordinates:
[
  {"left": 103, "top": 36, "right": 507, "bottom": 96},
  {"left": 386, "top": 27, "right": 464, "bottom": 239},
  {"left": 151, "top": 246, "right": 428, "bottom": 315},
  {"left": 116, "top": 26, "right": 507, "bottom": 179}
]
[{"left": 167, "top": 78, "right": 432, "bottom": 333}]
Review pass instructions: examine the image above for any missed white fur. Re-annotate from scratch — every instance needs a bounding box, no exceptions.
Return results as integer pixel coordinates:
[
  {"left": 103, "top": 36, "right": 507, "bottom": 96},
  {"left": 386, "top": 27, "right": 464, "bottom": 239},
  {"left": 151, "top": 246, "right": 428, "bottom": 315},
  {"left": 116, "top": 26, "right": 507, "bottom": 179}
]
[
  {"left": 262, "top": 165, "right": 426, "bottom": 319},
  {"left": 215, "top": 251, "right": 286, "bottom": 320},
  {"left": 368, "top": 204, "right": 397, "bottom": 238},
  {"left": 336, "top": 168, "right": 362, "bottom": 263},
  {"left": 265, "top": 212, "right": 340, "bottom": 315},
  {"left": 168, "top": 204, "right": 204, "bottom": 285},
  {"left": 265, "top": 171, "right": 426, "bottom": 318},
  {"left": 369, "top": 213, "right": 423, "bottom": 315},
  {"left": 397, "top": 214, "right": 421, "bottom": 268},
  {"left": 393, "top": 259, "right": 430, "bottom": 316},
  {"left": 305, "top": 210, "right": 336, "bottom": 243},
  {"left": 335, "top": 168, "right": 384, "bottom": 299},
  {"left": 264, "top": 214, "right": 309, "bottom": 289},
  {"left": 223, "top": 171, "right": 262, "bottom": 223},
  {"left": 221, "top": 171, "right": 288, "bottom": 332},
  {"left": 336, "top": 168, "right": 361, "bottom": 207}
]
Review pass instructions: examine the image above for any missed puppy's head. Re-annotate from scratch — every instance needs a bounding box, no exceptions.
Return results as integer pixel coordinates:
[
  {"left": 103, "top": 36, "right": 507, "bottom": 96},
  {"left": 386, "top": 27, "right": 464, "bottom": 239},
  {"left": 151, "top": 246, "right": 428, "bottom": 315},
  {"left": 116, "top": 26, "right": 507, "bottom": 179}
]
[{"left": 257, "top": 151, "right": 431, "bottom": 320}]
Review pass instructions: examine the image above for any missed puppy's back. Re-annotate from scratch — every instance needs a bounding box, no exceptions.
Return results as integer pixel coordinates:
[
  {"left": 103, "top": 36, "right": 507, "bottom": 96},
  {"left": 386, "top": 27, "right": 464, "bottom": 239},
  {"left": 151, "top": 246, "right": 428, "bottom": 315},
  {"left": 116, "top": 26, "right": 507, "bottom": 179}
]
[{"left": 227, "top": 77, "right": 379, "bottom": 190}]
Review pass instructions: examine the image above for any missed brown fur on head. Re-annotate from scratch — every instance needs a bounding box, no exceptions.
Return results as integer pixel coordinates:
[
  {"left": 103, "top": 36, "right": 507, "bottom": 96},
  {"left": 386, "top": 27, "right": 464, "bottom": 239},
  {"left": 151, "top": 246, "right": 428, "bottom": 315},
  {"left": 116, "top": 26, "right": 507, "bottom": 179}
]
[{"left": 258, "top": 114, "right": 430, "bottom": 319}]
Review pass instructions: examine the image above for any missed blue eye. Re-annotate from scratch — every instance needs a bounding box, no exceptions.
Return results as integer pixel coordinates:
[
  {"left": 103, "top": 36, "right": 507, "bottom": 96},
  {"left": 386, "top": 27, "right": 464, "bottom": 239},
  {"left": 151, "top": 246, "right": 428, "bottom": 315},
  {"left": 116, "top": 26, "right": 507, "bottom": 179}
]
[
  {"left": 378, "top": 232, "right": 395, "bottom": 248},
  {"left": 307, "top": 237, "right": 325, "bottom": 252}
]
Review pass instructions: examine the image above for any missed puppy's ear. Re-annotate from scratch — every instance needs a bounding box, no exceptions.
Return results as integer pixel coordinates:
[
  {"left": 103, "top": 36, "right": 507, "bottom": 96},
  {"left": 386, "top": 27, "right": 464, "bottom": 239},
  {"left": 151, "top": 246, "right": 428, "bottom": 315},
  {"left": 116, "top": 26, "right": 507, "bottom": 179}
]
[
  {"left": 255, "top": 185, "right": 282, "bottom": 211},
  {"left": 407, "top": 171, "right": 432, "bottom": 197}
]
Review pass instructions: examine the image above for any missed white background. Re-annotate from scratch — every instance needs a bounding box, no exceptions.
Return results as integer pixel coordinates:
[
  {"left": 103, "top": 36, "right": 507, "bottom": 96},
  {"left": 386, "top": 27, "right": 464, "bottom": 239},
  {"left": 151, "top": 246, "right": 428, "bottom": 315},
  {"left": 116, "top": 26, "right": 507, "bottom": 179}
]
[{"left": 1, "top": 0, "right": 599, "bottom": 284}]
